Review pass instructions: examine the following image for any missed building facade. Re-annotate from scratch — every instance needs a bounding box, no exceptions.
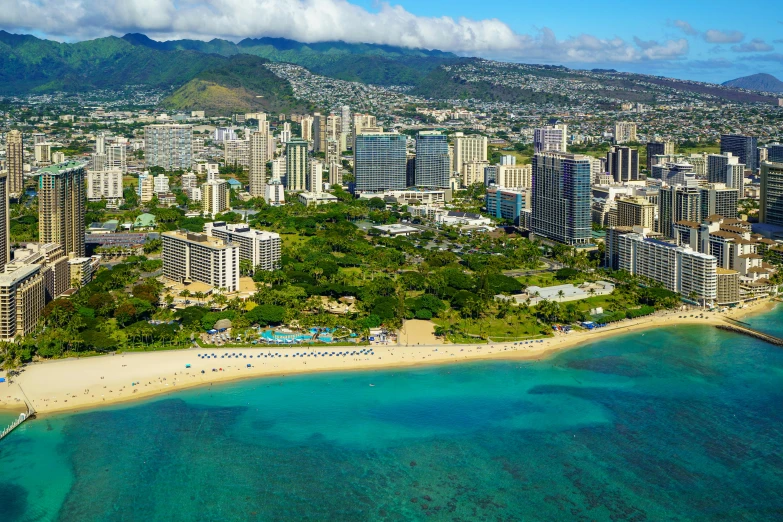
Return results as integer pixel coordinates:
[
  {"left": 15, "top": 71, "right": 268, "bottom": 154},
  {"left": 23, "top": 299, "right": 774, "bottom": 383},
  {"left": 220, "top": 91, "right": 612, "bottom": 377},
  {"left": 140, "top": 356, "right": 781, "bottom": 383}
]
[
  {"left": 37, "top": 162, "right": 86, "bottom": 257},
  {"left": 354, "top": 133, "right": 407, "bottom": 192},
  {"left": 162, "top": 231, "right": 240, "bottom": 292},
  {"left": 144, "top": 125, "right": 193, "bottom": 171},
  {"left": 205, "top": 222, "right": 281, "bottom": 272},
  {"left": 286, "top": 139, "right": 308, "bottom": 192},
  {"left": 760, "top": 161, "right": 783, "bottom": 226},
  {"left": 531, "top": 152, "right": 592, "bottom": 245},
  {"left": 415, "top": 132, "right": 450, "bottom": 189},
  {"left": 6, "top": 130, "right": 23, "bottom": 196},
  {"left": 721, "top": 134, "right": 758, "bottom": 172}
]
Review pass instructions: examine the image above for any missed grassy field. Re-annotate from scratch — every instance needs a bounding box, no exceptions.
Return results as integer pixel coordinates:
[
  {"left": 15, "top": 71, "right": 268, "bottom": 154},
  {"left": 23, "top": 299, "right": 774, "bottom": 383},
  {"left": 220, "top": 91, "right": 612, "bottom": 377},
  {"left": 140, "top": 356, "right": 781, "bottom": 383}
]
[
  {"left": 434, "top": 314, "right": 549, "bottom": 343},
  {"left": 676, "top": 144, "right": 721, "bottom": 155},
  {"left": 517, "top": 272, "right": 591, "bottom": 288}
]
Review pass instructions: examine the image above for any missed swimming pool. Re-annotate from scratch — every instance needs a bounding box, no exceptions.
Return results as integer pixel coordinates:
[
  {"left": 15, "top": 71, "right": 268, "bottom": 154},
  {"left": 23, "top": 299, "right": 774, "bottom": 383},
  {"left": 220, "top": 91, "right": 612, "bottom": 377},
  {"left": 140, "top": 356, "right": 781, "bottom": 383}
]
[{"left": 259, "top": 328, "right": 335, "bottom": 344}]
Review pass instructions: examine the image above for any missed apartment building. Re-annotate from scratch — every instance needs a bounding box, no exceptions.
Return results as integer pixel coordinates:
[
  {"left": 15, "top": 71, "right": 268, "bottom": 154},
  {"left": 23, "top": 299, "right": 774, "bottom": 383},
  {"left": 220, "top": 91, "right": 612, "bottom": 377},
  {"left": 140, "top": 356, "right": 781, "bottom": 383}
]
[
  {"left": 144, "top": 125, "right": 193, "bottom": 171},
  {"left": 162, "top": 231, "right": 240, "bottom": 292},
  {"left": 202, "top": 179, "right": 230, "bottom": 218},
  {"left": 36, "top": 162, "right": 86, "bottom": 257},
  {"left": 205, "top": 222, "right": 281, "bottom": 272},
  {"left": 0, "top": 264, "right": 46, "bottom": 341},
  {"left": 354, "top": 133, "right": 407, "bottom": 192},
  {"left": 616, "top": 196, "right": 655, "bottom": 229},
  {"left": 452, "top": 134, "right": 488, "bottom": 174},
  {"left": 86, "top": 169, "right": 123, "bottom": 202}
]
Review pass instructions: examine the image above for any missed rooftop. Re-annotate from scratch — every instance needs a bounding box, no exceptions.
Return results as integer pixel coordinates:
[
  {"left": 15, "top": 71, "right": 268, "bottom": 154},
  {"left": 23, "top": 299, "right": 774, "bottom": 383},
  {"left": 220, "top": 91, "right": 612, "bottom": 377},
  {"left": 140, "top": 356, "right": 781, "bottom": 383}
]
[{"left": 35, "top": 161, "right": 85, "bottom": 175}]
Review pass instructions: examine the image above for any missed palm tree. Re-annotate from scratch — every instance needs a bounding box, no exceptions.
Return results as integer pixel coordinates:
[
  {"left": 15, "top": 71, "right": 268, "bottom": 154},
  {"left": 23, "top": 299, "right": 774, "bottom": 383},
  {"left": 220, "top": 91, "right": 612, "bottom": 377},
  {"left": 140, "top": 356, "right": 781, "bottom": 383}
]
[{"left": 557, "top": 289, "right": 565, "bottom": 302}]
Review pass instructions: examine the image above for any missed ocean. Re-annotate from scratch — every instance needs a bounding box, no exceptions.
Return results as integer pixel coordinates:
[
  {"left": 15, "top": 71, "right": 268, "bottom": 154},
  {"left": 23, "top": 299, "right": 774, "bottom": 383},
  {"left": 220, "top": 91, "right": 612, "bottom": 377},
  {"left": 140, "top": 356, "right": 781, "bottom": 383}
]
[{"left": 2, "top": 307, "right": 783, "bottom": 521}]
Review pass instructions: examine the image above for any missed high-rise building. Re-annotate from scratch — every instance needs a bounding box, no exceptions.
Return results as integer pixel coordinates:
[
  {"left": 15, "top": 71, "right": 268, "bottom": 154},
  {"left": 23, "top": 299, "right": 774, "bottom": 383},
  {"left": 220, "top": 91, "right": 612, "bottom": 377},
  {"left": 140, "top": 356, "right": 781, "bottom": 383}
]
[
  {"left": 619, "top": 231, "right": 717, "bottom": 305},
  {"left": 34, "top": 143, "right": 52, "bottom": 164},
  {"left": 533, "top": 125, "right": 567, "bottom": 153},
  {"left": 325, "top": 138, "right": 340, "bottom": 166},
  {"left": 153, "top": 174, "right": 170, "bottom": 194},
  {"left": 461, "top": 161, "right": 490, "bottom": 187},
  {"left": 0, "top": 171, "right": 8, "bottom": 272},
  {"left": 415, "top": 131, "right": 450, "bottom": 189},
  {"left": 37, "top": 162, "right": 86, "bottom": 257},
  {"left": 328, "top": 162, "right": 342, "bottom": 186},
  {"left": 202, "top": 179, "right": 230, "bottom": 218},
  {"left": 340, "top": 106, "right": 351, "bottom": 135},
  {"left": 144, "top": 125, "right": 193, "bottom": 171},
  {"left": 606, "top": 146, "right": 639, "bottom": 183},
  {"left": 352, "top": 114, "right": 378, "bottom": 148},
  {"left": 224, "top": 138, "right": 251, "bottom": 168},
  {"left": 162, "top": 231, "right": 239, "bottom": 292},
  {"left": 646, "top": 141, "right": 674, "bottom": 169},
  {"left": 760, "top": 161, "right": 783, "bottom": 226},
  {"left": 313, "top": 113, "right": 341, "bottom": 153},
  {"left": 286, "top": 140, "right": 309, "bottom": 192},
  {"left": 300, "top": 116, "right": 314, "bottom": 142},
  {"left": 721, "top": 134, "right": 758, "bottom": 171},
  {"left": 0, "top": 264, "right": 46, "bottom": 341},
  {"left": 354, "top": 133, "right": 407, "bottom": 192},
  {"left": 249, "top": 131, "right": 268, "bottom": 197},
  {"left": 531, "top": 152, "right": 592, "bottom": 245},
  {"left": 700, "top": 183, "right": 739, "bottom": 219},
  {"left": 616, "top": 196, "right": 655, "bottom": 229},
  {"left": 205, "top": 222, "right": 281, "bottom": 272},
  {"left": 86, "top": 169, "right": 123, "bottom": 201},
  {"left": 308, "top": 160, "right": 323, "bottom": 194},
  {"left": 6, "top": 130, "right": 23, "bottom": 196},
  {"left": 181, "top": 172, "right": 198, "bottom": 199},
  {"left": 494, "top": 165, "right": 532, "bottom": 189},
  {"left": 138, "top": 172, "right": 154, "bottom": 203},
  {"left": 486, "top": 188, "right": 531, "bottom": 225},
  {"left": 658, "top": 178, "right": 701, "bottom": 238},
  {"left": 614, "top": 122, "right": 638, "bottom": 144},
  {"left": 768, "top": 143, "right": 783, "bottom": 163},
  {"left": 106, "top": 144, "right": 127, "bottom": 172},
  {"left": 452, "top": 134, "right": 488, "bottom": 174}
]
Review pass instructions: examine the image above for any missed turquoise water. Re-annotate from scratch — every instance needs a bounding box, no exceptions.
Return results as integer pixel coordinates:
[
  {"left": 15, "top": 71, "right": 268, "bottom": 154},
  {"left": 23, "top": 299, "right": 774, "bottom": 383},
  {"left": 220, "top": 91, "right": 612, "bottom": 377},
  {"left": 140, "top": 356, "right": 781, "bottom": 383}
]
[{"left": 3, "top": 311, "right": 783, "bottom": 520}]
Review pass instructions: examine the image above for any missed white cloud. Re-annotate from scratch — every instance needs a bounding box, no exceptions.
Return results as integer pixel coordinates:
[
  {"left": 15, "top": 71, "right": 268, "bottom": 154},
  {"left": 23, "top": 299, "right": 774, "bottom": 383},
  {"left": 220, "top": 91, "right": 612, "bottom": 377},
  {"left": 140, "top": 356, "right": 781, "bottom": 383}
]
[
  {"left": 671, "top": 20, "right": 699, "bottom": 36},
  {"left": 0, "top": 0, "right": 691, "bottom": 64},
  {"left": 704, "top": 29, "right": 745, "bottom": 44},
  {"left": 731, "top": 38, "right": 774, "bottom": 53}
]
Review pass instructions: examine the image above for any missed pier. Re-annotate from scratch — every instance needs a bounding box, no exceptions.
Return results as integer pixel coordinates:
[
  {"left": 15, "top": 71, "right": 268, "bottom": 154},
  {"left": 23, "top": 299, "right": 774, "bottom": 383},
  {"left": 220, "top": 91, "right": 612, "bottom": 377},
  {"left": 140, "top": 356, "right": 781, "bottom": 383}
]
[
  {"left": 716, "top": 319, "right": 783, "bottom": 347},
  {"left": 0, "top": 385, "right": 35, "bottom": 442}
]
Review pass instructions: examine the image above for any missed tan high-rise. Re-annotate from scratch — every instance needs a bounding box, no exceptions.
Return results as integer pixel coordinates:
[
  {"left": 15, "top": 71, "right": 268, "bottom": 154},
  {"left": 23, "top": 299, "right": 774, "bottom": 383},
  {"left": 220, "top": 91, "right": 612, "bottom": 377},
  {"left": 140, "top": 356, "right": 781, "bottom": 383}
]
[
  {"left": 249, "top": 131, "right": 268, "bottom": 197},
  {"left": 0, "top": 171, "right": 8, "bottom": 272},
  {"left": 6, "top": 130, "right": 23, "bottom": 196},
  {"left": 37, "top": 162, "right": 86, "bottom": 257},
  {"left": 616, "top": 196, "right": 656, "bottom": 229}
]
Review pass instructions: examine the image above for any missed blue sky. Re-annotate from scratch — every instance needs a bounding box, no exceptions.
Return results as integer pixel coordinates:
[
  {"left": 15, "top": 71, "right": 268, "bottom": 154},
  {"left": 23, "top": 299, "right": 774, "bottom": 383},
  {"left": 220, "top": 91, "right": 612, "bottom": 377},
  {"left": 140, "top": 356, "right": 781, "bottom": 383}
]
[{"left": 1, "top": 0, "right": 782, "bottom": 83}]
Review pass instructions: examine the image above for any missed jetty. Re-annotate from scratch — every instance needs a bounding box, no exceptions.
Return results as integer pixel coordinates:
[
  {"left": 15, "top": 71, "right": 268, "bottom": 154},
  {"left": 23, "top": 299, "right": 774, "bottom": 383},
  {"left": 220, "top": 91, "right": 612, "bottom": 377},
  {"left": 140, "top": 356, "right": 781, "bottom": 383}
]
[
  {"left": 716, "top": 319, "right": 783, "bottom": 347},
  {"left": 0, "top": 385, "right": 35, "bottom": 442}
]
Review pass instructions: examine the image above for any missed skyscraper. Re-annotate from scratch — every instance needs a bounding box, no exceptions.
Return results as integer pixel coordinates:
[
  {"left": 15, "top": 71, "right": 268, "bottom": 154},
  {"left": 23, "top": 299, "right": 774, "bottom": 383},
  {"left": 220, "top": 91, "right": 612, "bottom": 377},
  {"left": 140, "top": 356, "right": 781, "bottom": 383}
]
[
  {"left": 606, "top": 146, "right": 639, "bottom": 183},
  {"left": 700, "top": 183, "right": 738, "bottom": 219},
  {"left": 202, "top": 179, "right": 230, "bottom": 218},
  {"left": 249, "top": 131, "right": 268, "bottom": 197},
  {"left": 37, "top": 162, "right": 86, "bottom": 257},
  {"left": 760, "top": 161, "right": 783, "bottom": 226},
  {"left": 6, "top": 130, "right": 23, "bottom": 196},
  {"left": 354, "top": 133, "right": 407, "bottom": 192},
  {"left": 144, "top": 125, "right": 193, "bottom": 171},
  {"left": 452, "top": 134, "right": 488, "bottom": 174},
  {"left": 767, "top": 143, "right": 783, "bottom": 163},
  {"left": 531, "top": 152, "right": 592, "bottom": 245},
  {"left": 646, "top": 141, "right": 674, "bottom": 169},
  {"left": 533, "top": 125, "right": 567, "bottom": 154},
  {"left": 308, "top": 160, "right": 323, "bottom": 194},
  {"left": 0, "top": 171, "right": 8, "bottom": 272},
  {"left": 658, "top": 178, "right": 701, "bottom": 238},
  {"left": 286, "top": 139, "right": 309, "bottom": 192},
  {"left": 415, "top": 131, "right": 450, "bottom": 189},
  {"left": 720, "top": 134, "right": 758, "bottom": 171}
]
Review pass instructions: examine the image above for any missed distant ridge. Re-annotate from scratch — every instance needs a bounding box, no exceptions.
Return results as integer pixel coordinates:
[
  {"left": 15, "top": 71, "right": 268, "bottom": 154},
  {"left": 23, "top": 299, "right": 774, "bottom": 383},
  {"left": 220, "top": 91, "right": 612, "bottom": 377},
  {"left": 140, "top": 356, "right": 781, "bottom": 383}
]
[{"left": 722, "top": 73, "right": 783, "bottom": 93}]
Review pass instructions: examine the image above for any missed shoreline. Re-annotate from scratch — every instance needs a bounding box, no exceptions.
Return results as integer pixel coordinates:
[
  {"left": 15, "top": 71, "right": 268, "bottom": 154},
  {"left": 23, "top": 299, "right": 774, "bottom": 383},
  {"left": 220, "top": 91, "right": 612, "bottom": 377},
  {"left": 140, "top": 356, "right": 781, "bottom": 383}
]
[{"left": 0, "top": 299, "right": 777, "bottom": 418}]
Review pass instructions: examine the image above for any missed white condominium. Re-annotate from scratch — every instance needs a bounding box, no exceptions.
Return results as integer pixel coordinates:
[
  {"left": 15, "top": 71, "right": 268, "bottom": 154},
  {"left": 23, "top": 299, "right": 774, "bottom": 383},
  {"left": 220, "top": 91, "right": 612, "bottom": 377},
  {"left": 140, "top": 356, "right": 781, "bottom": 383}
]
[
  {"left": 106, "top": 144, "right": 126, "bottom": 172},
  {"left": 138, "top": 173, "right": 154, "bottom": 203},
  {"left": 452, "top": 134, "right": 488, "bottom": 174},
  {"left": 153, "top": 174, "right": 170, "bottom": 194},
  {"left": 0, "top": 264, "right": 45, "bottom": 341},
  {"left": 205, "top": 222, "right": 281, "bottom": 272},
  {"left": 309, "top": 161, "right": 324, "bottom": 194},
  {"left": 495, "top": 164, "right": 532, "bottom": 189},
  {"left": 619, "top": 231, "right": 717, "bottom": 305},
  {"left": 300, "top": 116, "right": 314, "bottom": 142},
  {"left": 86, "top": 169, "right": 123, "bottom": 201},
  {"left": 162, "top": 231, "right": 240, "bottom": 292},
  {"left": 533, "top": 125, "right": 567, "bottom": 153},
  {"left": 181, "top": 172, "right": 198, "bottom": 198},
  {"left": 614, "top": 122, "right": 638, "bottom": 144},
  {"left": 202, "top": 179, "right": 230, "bottom": 218},
  {"left": 144, "top": 125, "right": 193, "bottom": 171},
  {"left": 265, "top": 178, "right": 285, "bottom": 207},
  {"left": 224, "top": 138, "right": 250, "bottom": 168}
]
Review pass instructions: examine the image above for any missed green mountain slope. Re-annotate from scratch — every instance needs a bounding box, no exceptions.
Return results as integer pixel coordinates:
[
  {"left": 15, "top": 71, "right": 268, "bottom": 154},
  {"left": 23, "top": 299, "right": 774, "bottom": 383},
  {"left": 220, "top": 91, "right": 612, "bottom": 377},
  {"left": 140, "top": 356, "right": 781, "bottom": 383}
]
[{"left": 161, "top": 55, "right": 309, "bottom": 115}]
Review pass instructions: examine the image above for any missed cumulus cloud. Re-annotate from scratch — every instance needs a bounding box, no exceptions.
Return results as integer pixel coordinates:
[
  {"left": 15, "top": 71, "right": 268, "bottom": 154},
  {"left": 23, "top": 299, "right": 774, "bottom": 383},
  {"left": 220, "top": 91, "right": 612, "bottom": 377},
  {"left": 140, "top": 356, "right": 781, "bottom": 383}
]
[
  {"left": 731, "top": 38, "right": 773, "bottom": 52},
  {"left": 0, "top": 0, "right": 689, "bottom": 64},
  {"left": 704, "top": 29, "right": 745, "bottom": 44},
  {"left": 671, "top": 20, "right": 699, "bottom": 36}
]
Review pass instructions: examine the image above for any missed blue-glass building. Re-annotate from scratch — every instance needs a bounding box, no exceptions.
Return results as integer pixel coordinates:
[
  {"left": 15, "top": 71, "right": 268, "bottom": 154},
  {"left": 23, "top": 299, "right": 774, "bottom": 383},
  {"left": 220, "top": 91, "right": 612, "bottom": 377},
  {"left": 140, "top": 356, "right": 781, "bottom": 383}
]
[
  {"left": 531, "top": 152, "right": 592, "bottom": 245},
  {"left": 768, "top": 143, "right": 783, "bottom": 163},
  {"left": 414, "top": 132, "right": 450, "bottom": 188},
  {"left": 354, "top": 133, "right": 407, "bottom": 192},
  {"left": 720, "top": 134, "right": 758, "bottom": 171}
]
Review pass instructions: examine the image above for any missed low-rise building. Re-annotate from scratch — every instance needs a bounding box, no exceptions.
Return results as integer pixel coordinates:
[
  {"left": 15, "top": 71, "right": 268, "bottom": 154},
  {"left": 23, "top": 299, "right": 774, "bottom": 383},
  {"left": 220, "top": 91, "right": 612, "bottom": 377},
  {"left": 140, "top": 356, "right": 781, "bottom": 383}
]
[{"left": 298, "top": 192, "right": 339, "bottom": 206}]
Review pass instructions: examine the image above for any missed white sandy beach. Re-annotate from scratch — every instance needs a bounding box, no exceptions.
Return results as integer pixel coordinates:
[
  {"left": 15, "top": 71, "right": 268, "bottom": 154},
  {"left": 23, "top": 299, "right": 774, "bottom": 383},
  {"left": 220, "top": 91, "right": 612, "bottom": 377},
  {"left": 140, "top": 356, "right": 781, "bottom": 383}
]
[{"left": 0, "top": 299, "right": 776, "bottom": 417}]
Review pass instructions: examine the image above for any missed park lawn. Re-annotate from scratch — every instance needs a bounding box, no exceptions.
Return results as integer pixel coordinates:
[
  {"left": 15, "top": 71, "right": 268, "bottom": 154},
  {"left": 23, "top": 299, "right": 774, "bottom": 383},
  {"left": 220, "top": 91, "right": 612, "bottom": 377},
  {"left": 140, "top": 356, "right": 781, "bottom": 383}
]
[
  {"left": 434, "top": 314, "right": 550, "bottom": 343},
  {"left": 677, "top": 144, "right": 721, "bottom": 155},
  {"left": 280, "top": 232, "right": 308, "bottom": 249}
]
